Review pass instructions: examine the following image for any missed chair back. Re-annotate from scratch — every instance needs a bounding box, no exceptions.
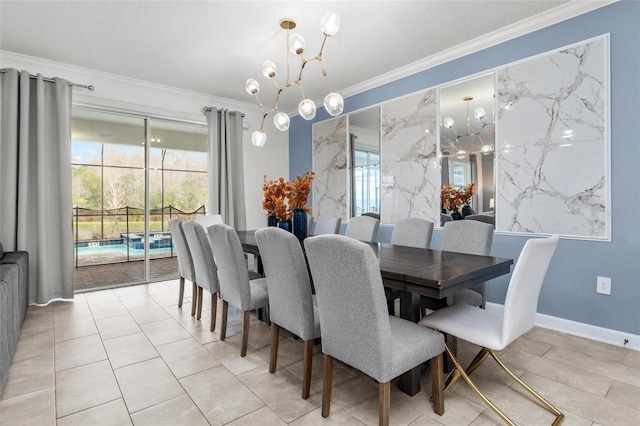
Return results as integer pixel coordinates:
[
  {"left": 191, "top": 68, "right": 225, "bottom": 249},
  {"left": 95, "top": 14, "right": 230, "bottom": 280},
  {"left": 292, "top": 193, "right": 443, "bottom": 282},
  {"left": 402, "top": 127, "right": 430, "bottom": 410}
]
[
  {"left": 344, "top": 215, "right": 380, "bottom": 242},
  {"left": 391, "top": 218, "right": 434, "bottom": 248},
  {"left": 168, "top": 218, "right": 195, "bottom": 282},
  {"left": 440, "top": 213, "right": 453, "bottom": 227},
  {"left": 207, "top": 223, "right": 251, "bottom": 309},
  {"left": 502, "top": 235, "right": 559, "bottom": 346},
  {"left": 465, "top": 214, "right": 495, "bottom": 226},
  {"left": 307, "top": 215, "right": 315, "bottom": 236},
  {"left": 304, "top": 234, "right": 392, "bottom": 380},
  {"left": 255, "top": 227, "right": 318, "bottom": 340},
  {"left": 195, "top": 214, "right": 224, "bottom": 228},
  {"left": 312, "top": 215, "right": 341, "bottom": 235},
  {"left": 441, "top": 220, "right": 493, "bottom": 256},
  {"left": 181, "top": 221, "right": 219, "bottom": 293}
]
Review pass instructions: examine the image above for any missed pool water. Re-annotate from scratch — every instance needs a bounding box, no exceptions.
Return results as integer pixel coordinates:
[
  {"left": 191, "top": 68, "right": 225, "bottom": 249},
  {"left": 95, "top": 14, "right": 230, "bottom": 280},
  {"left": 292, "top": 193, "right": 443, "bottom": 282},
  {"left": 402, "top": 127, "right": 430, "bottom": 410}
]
[{"left": 76, "top": 244, "right": 174, "bottom": 256}]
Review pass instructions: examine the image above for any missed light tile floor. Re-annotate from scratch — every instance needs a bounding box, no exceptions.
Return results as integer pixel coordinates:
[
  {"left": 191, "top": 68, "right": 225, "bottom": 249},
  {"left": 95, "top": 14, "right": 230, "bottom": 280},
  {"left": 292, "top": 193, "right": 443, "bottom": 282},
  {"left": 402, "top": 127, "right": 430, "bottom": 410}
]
[{"left": 1, "top": 280, "right": 639, "bottom": 425}]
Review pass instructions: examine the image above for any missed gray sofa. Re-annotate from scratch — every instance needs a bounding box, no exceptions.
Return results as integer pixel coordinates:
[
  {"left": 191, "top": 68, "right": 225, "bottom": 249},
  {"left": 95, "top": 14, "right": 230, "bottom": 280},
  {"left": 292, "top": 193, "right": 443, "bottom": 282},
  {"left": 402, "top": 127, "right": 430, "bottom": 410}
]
[{"left": 0, "top": 241, "right": 29, "bottom": 391}]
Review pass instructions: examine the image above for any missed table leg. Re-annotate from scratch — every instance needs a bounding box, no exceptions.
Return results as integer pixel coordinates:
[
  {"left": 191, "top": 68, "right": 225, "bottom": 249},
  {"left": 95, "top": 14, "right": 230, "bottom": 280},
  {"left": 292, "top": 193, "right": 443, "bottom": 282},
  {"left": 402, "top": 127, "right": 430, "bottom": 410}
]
[{"left": 398, "top": 291, "right": 422, "bottom": 396}]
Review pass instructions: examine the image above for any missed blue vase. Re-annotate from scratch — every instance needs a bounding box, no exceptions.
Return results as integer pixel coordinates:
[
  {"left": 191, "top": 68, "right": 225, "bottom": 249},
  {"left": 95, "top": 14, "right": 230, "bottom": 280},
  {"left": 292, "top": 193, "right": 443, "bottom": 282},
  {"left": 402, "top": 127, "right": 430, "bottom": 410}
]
[
  {"left": 277, "top": 219, "right": 292, "bottom": 232},
  {"left": 267, "top": 215, "right": 277, "bottom": 227},
  {"left": 292, "top": 209, "right": 307, "bottom": 241}
]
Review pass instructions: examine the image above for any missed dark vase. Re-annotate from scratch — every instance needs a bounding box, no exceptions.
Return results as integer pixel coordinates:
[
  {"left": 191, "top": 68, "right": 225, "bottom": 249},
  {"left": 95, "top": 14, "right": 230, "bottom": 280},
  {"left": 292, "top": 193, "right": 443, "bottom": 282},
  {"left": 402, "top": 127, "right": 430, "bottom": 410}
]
[
  {"left": 277, "top": 218, "right": 292, "bottom": 232},
  {"left": 292, "top": 209, "right": 307, "bottom": 241},
  {"left": 451, "top": 211, "right": 463, "bottom": 221},
  {"left": 267, "top": 215, "right": 277, "bottom": 227},
  {"left": 461, "top": 205, "right": 474, "bottom": 218}
]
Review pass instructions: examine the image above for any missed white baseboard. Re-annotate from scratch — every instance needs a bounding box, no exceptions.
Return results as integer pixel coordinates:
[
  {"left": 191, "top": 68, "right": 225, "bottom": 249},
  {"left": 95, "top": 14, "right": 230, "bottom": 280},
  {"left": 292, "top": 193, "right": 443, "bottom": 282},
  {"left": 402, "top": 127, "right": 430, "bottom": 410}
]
[{"left": 485, "top": 302, "right": 640, "bottom": 352}]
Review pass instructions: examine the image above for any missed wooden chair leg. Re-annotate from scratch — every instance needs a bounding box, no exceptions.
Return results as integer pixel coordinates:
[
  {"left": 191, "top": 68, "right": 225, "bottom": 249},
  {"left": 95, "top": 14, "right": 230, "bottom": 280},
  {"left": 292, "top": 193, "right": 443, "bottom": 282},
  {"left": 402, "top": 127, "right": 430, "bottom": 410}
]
[
  {"left": 379, "top": 381, "right": 390, "bottom": 426},
  {"left": 240, "top": 310, "right": 250, "bottom": 357},
  {"left": 191, "top": 282, "right": 198, "bottom": 316},
  {"left": 302, "top": 340, "right": 313, "bottom": 399},
  {"left": 269, "top": 323, "right": 279, "bottom": 373},
  {"left": 220, "top": 300, "right": 228, "bottom": 340},
  {"left": 431, "top": 352, "right": 444, "bottom": 415},
  {"left": 178, "top": 277, "right": 185, "bottom": 307},
  {"left": 197, "top": 286, "right": 204, "bottom": 320},
  {"left": 322, "top": 354, "right": 333, "bottom": 418},
  {"left": 210, "top": 293, "right": 217, "bottom": 332}
]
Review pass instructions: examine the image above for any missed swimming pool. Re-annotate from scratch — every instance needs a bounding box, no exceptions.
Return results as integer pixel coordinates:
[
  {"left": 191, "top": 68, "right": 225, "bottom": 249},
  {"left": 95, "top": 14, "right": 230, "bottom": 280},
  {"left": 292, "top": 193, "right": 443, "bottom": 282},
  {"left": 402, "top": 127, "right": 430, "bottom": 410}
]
[{"left": 75, "top": 244, "right": 175, "bottom": 256}]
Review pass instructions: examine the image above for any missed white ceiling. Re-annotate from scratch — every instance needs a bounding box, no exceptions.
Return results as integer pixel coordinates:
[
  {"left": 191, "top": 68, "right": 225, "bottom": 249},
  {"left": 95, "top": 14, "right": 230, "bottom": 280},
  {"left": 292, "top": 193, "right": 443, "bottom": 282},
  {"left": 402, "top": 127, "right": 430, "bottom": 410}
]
[{"left": 1, "top": 1, "right": 608, "bottom": 113}]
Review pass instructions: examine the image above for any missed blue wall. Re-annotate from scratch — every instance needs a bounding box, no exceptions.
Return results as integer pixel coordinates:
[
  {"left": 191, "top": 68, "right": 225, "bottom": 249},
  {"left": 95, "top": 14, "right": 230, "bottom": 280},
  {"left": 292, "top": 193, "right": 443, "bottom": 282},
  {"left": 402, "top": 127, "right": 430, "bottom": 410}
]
[{"left": 290, "top": 1, "right": 640, "bottom": 336}]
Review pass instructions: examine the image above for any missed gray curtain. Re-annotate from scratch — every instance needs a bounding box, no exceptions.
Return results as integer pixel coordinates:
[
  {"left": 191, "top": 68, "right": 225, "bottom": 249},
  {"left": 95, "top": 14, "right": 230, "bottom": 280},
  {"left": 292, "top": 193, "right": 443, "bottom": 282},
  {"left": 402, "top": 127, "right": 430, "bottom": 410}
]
[
  {"left": 204, "top": 108, "right": 246, "bottom": 229},
  {"left": 0, "top": 69, "right": 74, "bottom": 304}
]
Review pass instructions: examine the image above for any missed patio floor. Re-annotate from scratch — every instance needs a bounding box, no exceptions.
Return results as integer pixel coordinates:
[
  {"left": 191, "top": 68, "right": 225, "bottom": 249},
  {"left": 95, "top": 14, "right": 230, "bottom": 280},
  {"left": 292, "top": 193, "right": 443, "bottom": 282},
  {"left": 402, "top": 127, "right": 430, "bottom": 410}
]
[{"left": 74, "top": 256, "right": 179, "bottom": 292}]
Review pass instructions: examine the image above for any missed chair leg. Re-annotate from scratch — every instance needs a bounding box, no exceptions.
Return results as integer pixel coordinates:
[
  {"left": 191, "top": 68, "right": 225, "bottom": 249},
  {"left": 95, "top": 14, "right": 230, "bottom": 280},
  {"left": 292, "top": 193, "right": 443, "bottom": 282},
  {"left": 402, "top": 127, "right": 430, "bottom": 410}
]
[
  {"left": 197, "top": 286, "right": 204, "bottom": 320},
  {"left": 269, "top": 323, "right": 279, "bottom": 373},
  {"left": 431, "top": 352, "right": 444, "bottom": 415},
  {"left": 191, "top": 282, "right": 198, "bottom": 316},
  {"left": 178, "top": 277, "right": 185, "bottom": 307},
  {"left": 488, "top": 350, "right": 565, "bottom": 426},
  {"left": 378, "top": 381, "right": 390, "bottom": 426},
  {"left": 210, "top": 293, "right": 217, "bottom": 332},
  {"left": 240, "top": 310, "right": 250, "bottom": 357},
  {"left": 302, "top": 340, "right": 313, "bottom": 399},
  {"left": 322, "top": 354, "right": 333, "bottom": 418},
  {"left": 220, "top": 300, "right": 228, "bottom": 340}
]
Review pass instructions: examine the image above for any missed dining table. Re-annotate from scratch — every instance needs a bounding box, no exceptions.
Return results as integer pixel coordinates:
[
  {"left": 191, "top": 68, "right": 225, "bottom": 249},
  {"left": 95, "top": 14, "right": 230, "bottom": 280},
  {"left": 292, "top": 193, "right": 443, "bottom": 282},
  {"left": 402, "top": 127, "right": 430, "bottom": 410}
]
[{"left": 235, "top": 230, "right": 514, "bottom": 396}]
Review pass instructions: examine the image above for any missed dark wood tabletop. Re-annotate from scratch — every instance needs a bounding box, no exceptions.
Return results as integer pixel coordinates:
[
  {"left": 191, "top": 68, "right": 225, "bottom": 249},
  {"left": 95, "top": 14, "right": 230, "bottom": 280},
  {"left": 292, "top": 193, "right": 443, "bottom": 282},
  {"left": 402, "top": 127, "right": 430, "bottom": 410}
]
[{"left": 236, "top": 229, "right": 514, "bottom": 396}]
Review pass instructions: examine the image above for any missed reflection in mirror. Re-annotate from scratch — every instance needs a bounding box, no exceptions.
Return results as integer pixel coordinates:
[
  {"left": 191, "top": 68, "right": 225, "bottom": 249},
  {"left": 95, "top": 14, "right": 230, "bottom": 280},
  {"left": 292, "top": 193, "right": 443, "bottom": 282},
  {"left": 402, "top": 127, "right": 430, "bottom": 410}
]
[
  {"left": 348, "top": 107, "right": 380, "bottom": 218},
  {"left": 440, "top": 73, "right": 495, "bottom": 219}
]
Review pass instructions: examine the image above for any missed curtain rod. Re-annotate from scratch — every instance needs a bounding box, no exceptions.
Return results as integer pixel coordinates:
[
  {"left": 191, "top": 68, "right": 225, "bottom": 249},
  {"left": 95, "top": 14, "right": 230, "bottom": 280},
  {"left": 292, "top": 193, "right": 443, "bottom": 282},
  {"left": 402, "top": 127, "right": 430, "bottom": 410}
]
[
  {"left": 0, "top": 69, "right": 94, "bottom": 91},
  {"left": 203, "top": 107, "right": 245, "bottom": 117}
]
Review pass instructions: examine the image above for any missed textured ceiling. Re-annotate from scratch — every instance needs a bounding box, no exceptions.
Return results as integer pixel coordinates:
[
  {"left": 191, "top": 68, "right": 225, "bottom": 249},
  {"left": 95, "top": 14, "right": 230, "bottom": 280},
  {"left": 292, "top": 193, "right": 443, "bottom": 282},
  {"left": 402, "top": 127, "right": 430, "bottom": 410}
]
[{"left": 2, "top": 1, "right": 595, "bottom": 112}]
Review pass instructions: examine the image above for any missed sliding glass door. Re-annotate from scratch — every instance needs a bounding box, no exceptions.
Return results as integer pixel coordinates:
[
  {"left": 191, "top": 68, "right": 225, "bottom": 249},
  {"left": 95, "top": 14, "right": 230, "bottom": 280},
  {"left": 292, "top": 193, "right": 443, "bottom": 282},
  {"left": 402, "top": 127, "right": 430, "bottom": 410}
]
[{"left": 71, "top": 109, "right": 207, "bottom": 291}]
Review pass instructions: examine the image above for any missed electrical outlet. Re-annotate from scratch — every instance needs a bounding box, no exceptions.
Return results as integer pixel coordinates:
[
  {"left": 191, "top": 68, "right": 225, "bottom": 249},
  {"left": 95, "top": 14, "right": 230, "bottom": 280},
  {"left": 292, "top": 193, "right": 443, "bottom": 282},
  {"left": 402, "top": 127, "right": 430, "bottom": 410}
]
[{"left": 597, "top": 276, "right": 611, "bottom": 295}]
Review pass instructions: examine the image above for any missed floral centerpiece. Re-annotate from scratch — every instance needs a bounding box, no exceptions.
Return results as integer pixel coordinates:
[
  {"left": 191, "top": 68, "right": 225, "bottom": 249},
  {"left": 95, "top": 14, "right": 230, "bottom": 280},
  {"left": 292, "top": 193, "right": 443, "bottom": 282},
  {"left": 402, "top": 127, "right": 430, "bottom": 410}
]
[
  {"left": 441, "top": 183, "right": 475, "bottom": 218},
  {"left": 262, "top": 171, "right": 314, "bottom": 238}
]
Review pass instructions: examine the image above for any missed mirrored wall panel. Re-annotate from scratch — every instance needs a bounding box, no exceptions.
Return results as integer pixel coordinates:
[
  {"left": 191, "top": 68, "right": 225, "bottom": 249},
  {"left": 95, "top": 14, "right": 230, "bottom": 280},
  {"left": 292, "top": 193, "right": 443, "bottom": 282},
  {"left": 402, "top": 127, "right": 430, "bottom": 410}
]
[
  {"left": 312, "top": 116, "right": 348, "bottom": 219},
  {"left": 380, "top": 90, "right": 438, "bottom": 224},
  {"left": 439, "top": 73, "right": 495, "bottom": 223},
  {"left": 349, "top": 107, "right": 380, "bottom": 217},
  {"left": 496, "top": 35, "right": 609, "bottom": 239}
]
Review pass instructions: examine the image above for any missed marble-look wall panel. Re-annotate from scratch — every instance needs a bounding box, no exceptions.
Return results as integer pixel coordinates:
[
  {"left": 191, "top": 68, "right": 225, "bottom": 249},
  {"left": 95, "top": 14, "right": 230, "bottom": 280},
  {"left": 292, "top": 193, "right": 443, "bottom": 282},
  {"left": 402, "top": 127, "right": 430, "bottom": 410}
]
[
  {"left": 496, "top": 36, "right": 608, "bottom": 238},
  {"left": 380, "top": 89, "right": 439, "bottom": 224},
  {"left": 312, "top": 116, "right": 348, "bottom": 219}
]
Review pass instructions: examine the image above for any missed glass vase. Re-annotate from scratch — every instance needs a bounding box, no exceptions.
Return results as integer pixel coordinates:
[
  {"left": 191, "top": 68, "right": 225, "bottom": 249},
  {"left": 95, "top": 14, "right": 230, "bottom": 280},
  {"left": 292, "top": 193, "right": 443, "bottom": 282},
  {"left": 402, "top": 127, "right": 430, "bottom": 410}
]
[{"left": 292, "top": 209, "right": 308, "bottom": 241}]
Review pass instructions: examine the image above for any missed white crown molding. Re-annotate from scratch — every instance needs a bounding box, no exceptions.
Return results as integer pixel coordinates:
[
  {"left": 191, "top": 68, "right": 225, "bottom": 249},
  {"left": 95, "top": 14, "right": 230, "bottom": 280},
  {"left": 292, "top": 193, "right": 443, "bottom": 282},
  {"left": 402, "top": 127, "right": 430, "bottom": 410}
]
[
  {"left": 485, "top": 302, "right": 639, "bottom": 352},
  {"left": 0, "top": 50, "right": 261, "bottom": 118},
  {"left": 339, "top": 0, "right": 618, "bottom": 101}
]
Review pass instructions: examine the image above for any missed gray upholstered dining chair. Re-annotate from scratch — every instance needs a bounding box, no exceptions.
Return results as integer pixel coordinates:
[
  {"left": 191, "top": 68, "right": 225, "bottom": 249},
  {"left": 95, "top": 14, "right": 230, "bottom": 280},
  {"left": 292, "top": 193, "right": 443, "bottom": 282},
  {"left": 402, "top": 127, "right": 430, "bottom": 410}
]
[
  {"left": 208, "top": 223, "right": 269, "bottom": 357},
  {"left": 181, "top": 221, "right": 220, "bottom": 332},
  {"left": 464, "top": 213, "right": 495, "bottom": 226},
  {"left": 168, "top": 218, "right": 197, "bottom": 315},
  {"left": 255, "top": 227, "right": 321, "bottom": 399},
  {"left": 419, "top": 219, "right": 493, "bottom": 316},
  {"left": 387, "top": 218, "right": 435, "bottom": 315},
  {"left": 391, "top": 217, "right": 434, "bottom": 249},
  {"left": 304, "top": 234, "right": 445, "bottom": 425},
  {"left": 344, "top": 215, "right": 379, "bottom": 242},
  {"left": 420, "top": 235, "right": 562, "bottom": 426},
  {"left": 312, "top": 215, "right": 341, "bottom": 235}
]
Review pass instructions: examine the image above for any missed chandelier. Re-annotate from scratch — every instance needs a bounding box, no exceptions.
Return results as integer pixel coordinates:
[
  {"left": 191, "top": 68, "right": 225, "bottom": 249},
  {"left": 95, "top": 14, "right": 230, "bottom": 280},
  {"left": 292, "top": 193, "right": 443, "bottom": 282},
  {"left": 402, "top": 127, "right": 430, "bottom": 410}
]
[
  {"left": 442, "top": 96, "right": 494, "bottom": 157},
  {"left": 245, "top": 12, "right": 344, "bottom": 147}
]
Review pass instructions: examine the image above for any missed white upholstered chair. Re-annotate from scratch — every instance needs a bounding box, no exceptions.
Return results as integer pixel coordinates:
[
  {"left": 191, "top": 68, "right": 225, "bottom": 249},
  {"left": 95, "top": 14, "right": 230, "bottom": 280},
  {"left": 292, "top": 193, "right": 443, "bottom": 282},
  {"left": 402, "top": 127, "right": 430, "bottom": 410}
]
[
  {"left": 255, "top": 227, "right": 321, "bottom": 399},
  {"left": 420, "top": 235, "right": 562, "bottom": 426},
  {"left": 208, "top": 223, "right": 269, "bottom": 357},
  {"left": 168, "top": 218, "right": 197, "bottom": 315},
  {"left": 304, "top": 234, "right": 445, "bottom": 425},
  {"left": 181, "top": 221, "right": 220, "bottom": 331},
  {"left": 344, "top": 215, "right": 380, "bottom": 242}
]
